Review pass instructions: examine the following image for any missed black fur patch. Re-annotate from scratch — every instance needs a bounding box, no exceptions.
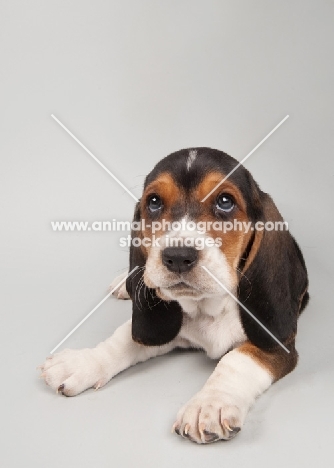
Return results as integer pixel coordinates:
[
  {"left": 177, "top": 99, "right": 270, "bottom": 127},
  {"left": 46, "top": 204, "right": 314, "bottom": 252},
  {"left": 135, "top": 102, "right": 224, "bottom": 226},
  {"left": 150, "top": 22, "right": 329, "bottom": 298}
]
[
  {"left": 126, "top": 203, "right": 183, "bottom": 346},
  {"left": 238, "top": 194, "right": 309, "bottom": 349}
]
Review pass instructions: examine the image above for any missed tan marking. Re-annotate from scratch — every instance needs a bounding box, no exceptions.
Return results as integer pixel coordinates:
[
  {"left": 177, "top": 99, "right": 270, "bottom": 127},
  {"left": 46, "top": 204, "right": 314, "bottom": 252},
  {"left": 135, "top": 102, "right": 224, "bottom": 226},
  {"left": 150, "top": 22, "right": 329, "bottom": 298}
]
[
  {"left": 238, "top": 341, "right": 298, "bottom": 382},
  {"left": 143, "top": 173, "right": 182, "bottom": 208},
  {"left": 193, "top": 172, "right": 252, "bottom": 276},
  {"left": 139, "top": 172, "right": 184, "bottom": 255},
  {"left": 242, "top": 229, "right": 264, "bottom": 273},
  {"left": 298, "top": 287, "right": 309, "bottom": 313},
  {"left": 193, "top": 171, "right": 247, "bottom": 212}
]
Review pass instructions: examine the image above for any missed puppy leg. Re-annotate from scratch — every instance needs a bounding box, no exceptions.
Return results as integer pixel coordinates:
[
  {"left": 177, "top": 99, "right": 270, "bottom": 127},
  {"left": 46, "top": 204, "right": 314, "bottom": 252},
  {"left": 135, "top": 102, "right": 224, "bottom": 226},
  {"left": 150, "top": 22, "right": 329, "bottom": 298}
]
[
  {"left": 40, "top": 320, "right": 186, "bottom": 396},
  {"left": 173, "top": 341, "right": 297, "bottom": 443},
  {"left": 109, "top": 270, "right": 130, "bottom": 299}
]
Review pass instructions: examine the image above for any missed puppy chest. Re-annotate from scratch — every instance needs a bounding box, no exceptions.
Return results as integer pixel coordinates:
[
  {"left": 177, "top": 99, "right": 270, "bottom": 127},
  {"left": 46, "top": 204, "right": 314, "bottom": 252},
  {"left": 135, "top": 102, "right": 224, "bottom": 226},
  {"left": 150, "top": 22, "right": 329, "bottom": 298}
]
[{"left": 179, "top": 309, "right": 246, "bottom": 359}]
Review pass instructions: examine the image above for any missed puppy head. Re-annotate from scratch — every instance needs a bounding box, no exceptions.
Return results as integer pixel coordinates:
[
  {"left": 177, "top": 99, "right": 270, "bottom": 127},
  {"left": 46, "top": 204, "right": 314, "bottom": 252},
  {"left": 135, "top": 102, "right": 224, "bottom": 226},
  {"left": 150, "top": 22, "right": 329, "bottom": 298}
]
[
  {"left": 127, "top": 148, "right": 308, "bottom": 348},
  {"left": 139, "top": 148, "right": 262, "bottom": 300}
]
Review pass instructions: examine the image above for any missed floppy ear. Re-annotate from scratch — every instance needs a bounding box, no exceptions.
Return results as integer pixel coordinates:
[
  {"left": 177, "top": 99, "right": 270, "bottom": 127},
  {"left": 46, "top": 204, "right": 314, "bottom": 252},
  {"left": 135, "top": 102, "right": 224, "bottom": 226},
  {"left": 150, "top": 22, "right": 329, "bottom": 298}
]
[
  {"left": 126, "top": 202, "right": 183, "bottom": 346},
  {"left": 238, "top": 193, "right": 309, "bottom": 350}
]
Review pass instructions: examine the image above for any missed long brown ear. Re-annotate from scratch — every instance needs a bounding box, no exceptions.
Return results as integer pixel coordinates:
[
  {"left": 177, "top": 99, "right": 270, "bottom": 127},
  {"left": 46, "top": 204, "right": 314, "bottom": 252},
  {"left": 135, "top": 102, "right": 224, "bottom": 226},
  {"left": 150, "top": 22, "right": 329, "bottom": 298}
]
[
  {"left": 238, "top": 193, "right": 309, "bottom": 350},
  {"left": 126, "top": 202, "right": 183, "bottom": 346}
]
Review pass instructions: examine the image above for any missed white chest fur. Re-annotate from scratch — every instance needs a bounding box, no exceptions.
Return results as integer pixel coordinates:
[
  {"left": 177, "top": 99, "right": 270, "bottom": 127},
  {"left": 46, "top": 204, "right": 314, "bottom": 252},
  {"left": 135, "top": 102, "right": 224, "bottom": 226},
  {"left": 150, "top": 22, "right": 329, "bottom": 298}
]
[{"left": 178, "top": 295, "right": 247, "bottom": 359}]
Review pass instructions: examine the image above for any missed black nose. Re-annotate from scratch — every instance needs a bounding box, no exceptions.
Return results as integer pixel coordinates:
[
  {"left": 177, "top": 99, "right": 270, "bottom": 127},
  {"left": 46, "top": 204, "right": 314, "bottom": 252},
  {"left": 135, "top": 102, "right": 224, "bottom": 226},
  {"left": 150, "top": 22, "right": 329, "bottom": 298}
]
[{"left": 162, "top": 247, "right": 199, "bottom": 273}]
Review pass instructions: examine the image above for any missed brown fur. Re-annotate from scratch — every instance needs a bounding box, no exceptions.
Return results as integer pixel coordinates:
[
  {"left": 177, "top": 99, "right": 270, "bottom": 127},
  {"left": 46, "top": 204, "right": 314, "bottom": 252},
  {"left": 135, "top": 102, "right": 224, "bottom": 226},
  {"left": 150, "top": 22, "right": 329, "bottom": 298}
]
[
  {"left": 238, "top": 340, "right": 298, "bottom": 382},
  {"left": 140, "top": 172, "right": 183, "bottom": 255},
  {"left": 193, "top": 172, "right": 253, "bottom": 277}
]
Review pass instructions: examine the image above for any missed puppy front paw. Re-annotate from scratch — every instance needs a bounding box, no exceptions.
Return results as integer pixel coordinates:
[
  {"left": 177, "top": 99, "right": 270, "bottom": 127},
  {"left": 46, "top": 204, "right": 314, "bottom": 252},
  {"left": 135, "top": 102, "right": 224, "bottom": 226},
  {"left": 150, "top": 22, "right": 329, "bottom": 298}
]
[
  {"left": 38, "top": 348, "right": 110, "bottom": 396},
  {"left": 172, "top": 392, "right": 244, "bottom": 444},
  {"left": 109, "top": 271, "right": 130, "bottom": 300}
]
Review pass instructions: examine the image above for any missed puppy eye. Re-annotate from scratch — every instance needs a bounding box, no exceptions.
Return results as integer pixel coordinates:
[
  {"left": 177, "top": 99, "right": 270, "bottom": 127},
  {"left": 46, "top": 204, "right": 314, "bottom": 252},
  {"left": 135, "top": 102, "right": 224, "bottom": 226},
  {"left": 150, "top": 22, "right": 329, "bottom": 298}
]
[
  {"left": 216, "top": 193, "right": 235, "bottom": 213},
  {"left": 147, "top": 194, "right": 163, "bottom": 212}
]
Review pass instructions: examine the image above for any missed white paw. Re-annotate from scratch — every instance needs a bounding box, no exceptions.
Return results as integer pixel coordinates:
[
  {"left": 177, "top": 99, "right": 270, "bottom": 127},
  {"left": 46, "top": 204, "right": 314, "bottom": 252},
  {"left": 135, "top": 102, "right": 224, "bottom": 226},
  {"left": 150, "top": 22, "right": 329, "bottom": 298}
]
[
  {"left": 38, "top": 348, "right": 111, "bottom": 396},
  {"left": 172, "top": 391, "right": 244, "bottom": 444},
  {"left": 109, "top": 271, "right": 130, "bottom": 300}
]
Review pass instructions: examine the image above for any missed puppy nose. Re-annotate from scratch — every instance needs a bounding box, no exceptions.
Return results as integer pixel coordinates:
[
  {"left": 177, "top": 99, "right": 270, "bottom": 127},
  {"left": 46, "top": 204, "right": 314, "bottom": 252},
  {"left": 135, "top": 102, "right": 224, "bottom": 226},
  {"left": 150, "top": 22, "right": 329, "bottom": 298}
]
[{"left": 162, "top": 247, "right": 199, "bottom": 273}]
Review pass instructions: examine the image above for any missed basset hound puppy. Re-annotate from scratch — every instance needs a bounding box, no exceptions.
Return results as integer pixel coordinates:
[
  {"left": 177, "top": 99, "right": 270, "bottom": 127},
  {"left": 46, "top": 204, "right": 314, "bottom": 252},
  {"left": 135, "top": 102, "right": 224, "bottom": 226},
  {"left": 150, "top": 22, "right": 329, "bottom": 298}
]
[{"left": 40, "top": 148, "right": 309, "bottom": 444}]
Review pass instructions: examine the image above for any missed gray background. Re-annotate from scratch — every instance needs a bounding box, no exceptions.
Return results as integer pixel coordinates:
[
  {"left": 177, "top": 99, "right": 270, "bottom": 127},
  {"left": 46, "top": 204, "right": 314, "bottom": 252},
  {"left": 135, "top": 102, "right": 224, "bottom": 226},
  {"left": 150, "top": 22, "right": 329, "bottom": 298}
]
[{"left": 1, "top": 0, "right": 333, "bottom": 466}]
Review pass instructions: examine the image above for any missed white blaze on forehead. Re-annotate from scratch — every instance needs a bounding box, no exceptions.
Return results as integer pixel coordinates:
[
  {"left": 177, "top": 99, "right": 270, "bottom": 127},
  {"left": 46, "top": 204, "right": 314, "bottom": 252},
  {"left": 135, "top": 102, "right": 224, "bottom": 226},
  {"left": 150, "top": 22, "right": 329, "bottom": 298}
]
[{"left": 186, "top": 150, "right": 197, "bottom": 170}]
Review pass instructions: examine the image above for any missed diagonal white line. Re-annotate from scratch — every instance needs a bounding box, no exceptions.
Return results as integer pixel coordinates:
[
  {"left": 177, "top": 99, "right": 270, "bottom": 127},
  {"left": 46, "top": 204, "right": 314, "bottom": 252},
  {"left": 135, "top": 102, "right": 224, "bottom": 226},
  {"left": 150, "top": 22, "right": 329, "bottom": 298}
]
[
  {"left": 201, "top": 266, "right": 290, "bottom": 353},
  {"left": 51, "top": 114, "right": 139, "bottom": 202},
  {"left": 201, "top": 115, "right": 289, "bottom": 202},
  {"left": 49, "top": 266, "right": 138, "bottom": 354}
]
